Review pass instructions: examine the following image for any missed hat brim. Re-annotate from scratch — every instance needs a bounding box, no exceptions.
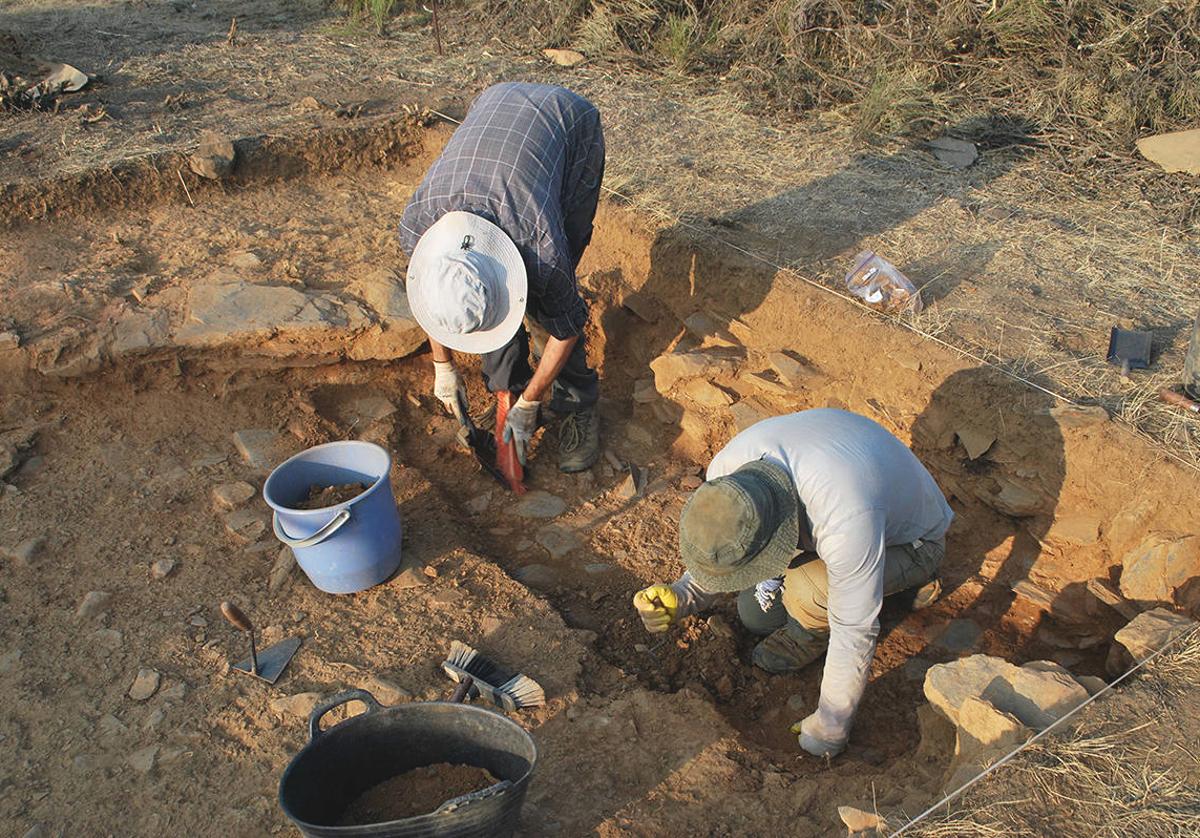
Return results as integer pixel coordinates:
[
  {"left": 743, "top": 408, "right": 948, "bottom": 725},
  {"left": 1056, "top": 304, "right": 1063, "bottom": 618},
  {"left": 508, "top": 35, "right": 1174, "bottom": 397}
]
[
  {"left": 406, "top": 211, "right": 528, "bottom": 355},
  {"left": 683, "top": 459, "right": 800, "bottom": 593}
]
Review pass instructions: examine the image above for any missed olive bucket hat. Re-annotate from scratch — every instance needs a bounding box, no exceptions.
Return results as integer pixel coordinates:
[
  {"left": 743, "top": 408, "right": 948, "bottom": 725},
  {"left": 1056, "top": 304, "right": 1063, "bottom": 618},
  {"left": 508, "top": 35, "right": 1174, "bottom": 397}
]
[{"left": 679, "top": 458, "right": 800, "bottom": 593}]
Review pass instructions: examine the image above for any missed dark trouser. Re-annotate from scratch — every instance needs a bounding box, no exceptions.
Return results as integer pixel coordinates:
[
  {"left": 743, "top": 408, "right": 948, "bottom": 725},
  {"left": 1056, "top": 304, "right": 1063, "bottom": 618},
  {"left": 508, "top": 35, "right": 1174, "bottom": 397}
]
[
  {"left": 480, "top": 323, "right": 599, "bottom": 413},
  {"left": 480, "top": 133, "right": 604, "bottom": 414}
]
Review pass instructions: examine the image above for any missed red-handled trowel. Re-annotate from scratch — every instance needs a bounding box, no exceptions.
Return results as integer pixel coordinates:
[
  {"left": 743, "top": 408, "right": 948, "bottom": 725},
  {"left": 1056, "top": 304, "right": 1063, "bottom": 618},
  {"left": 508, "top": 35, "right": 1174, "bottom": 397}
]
[{"left": 450, "top": 391, "right": 515, "bottom": 491}]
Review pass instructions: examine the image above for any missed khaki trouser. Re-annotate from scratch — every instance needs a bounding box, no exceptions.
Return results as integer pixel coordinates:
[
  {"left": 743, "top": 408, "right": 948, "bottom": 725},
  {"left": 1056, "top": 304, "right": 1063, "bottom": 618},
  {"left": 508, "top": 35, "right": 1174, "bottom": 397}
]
[{"left": 737, "top": 538, "right": 945, "bottom": 636}]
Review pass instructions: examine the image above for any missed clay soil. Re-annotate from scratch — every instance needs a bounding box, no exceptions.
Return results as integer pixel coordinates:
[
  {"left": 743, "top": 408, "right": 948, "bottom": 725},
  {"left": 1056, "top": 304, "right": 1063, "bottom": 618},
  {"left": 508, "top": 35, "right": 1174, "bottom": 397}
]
[
  {"left": 336, "top": 763, "right": 498, "bottom": 825},
  {"left": 296, "top": 482, "right": 369, "bottom": 511}
]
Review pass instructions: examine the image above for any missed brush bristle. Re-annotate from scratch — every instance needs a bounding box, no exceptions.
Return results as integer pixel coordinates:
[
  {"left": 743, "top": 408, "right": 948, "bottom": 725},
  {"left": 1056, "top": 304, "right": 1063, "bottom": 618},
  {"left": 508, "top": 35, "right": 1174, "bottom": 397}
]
[{"left": 442, "top": 639, "right": 544, "bottom": 708}]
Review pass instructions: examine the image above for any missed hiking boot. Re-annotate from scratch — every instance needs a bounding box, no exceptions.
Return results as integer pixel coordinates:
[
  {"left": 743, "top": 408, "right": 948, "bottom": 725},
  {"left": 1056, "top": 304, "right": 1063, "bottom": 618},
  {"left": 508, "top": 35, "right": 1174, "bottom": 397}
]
[
  {"left": 751, "top": 624, "right": 829, "bottom": 674},
  {"left": 558, "top": 407, "right": 600, "bottom": 473},
  {"left": 910, "top": 577, "right": 942, "bottom": 611}
]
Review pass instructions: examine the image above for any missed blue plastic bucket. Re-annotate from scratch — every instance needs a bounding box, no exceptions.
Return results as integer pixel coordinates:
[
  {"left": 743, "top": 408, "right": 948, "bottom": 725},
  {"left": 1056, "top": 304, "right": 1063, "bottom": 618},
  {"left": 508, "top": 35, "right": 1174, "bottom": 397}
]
[{"left": 263, "top": 441, "right": 402, "bottom": 594}]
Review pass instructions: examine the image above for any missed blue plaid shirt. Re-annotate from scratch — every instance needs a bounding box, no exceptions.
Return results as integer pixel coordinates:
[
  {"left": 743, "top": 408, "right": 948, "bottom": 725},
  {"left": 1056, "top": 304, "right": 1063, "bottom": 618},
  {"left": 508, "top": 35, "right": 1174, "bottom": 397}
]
[{"left": 399, "top": 83, "right": 605, "bottom": 340}]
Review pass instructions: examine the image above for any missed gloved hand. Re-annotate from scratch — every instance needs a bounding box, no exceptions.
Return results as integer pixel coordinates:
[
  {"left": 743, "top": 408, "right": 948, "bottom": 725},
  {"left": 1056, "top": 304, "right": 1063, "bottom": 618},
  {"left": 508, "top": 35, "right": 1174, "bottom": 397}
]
[
  {"left": 632, "top": 584, "right": 678, "bottom": 634},
  {"left": 433, "top": 360, "right": 466, "bottom": 418},
  {"left": 501, "top": 395, "right": 540, "bottom": 466},
  {"left": 790, "top": 711, "right": 847, "bottom": 758}
]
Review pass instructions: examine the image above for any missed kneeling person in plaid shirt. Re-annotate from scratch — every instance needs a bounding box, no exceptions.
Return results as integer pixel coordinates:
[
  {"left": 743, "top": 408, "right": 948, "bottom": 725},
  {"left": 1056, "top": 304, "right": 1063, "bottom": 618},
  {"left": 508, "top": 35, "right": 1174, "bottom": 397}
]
[{"left": 400, "top": 82, "right": 605, "bottom": 473}]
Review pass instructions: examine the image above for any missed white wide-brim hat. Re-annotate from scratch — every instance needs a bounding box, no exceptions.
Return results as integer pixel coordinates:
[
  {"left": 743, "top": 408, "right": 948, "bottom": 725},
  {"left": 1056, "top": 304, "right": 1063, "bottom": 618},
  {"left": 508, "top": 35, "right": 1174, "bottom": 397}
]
[{"left": 406, "top": 211, "right": 528, "bottom": 354}]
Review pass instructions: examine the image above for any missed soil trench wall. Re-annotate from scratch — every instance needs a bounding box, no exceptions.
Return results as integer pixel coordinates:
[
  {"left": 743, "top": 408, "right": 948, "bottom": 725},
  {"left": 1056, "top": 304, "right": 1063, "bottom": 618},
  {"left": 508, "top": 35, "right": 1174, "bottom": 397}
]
[{"left": 579, "top": 202, "right": 1199, "bottom": 621}]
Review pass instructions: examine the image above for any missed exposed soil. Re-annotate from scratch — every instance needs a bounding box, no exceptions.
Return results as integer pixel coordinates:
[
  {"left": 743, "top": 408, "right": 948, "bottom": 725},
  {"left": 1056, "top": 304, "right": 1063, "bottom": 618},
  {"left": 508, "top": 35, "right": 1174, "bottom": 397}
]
[
  {"left": 336, "top": 763, "right": 498, "bottom": 825},
  {"left": 296, "top": 482, "right": 368, "bottom": 510}
]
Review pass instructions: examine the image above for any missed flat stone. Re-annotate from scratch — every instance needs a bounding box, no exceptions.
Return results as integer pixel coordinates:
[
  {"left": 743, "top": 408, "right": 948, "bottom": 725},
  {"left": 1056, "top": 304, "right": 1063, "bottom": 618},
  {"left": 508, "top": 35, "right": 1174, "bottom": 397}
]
[
  {"left": 93, "top": 628, "right": 123, "bottom": 651},
  {"left": 924, "top": 653, "right": 1088, "bottom": 730},
  {"left": 838, "top": 806, "right": 887, "bottom": 834},
  {"left": 682, "top": 311, "right": 738, "bottom": 348},
  {"left": 228, "top": 250, "right": 262, "bottom": 269},
  {"left": 683, "top": 378, "right": 733, "bottom": 408},
  {"left": 466, "top": 492, "right": 492, "bottom": 515},
  {"left": 916, "top": 702, "right": 957, "bottom": 763},
  {"left": 1136, "top": 128, "right": 1200, "bottom": 175},
  {"left": 514, "top": 563, "right": 559, "bottom": 590},
  {"left": 190, "top": 132, "right": 235, "bottom": 178},
  {"left": 150, "top": 558, "right": 177, "bottom": 580},
  {"left": 955, "top": 427, "right": 995, "bottom": 460},
  {"left": 584, "top": 563, "right": 613, "bottom": 575},
  {"left": 1109, "top": 607, "right": 1198, "bottom": 675},
  {"left": 269, "top": 692, "right": 322, "bottom": 720},
  {"left": 931, "top": 619, "right": 983, "bottom": 653},
  {"left": 127, "top": 745, "right": 159, "bottom": 774},
  {"left": 953, "top": 695, "right": 1027, "bottom": 773},
  {"left": 223, "top": 509, "right": 267, "bottom": 544},
  {"left": 705, "top": 614, "right": 734, "bottom": 639},
  {"left": 98, "top": 714, "right": 128, "bottom": 736},
  {"left": 1048, "top": 403, "right": 1109, "bottom": 429},
  {"left": 1075, "top": 675, "right": 1107, "bottom": 696},
  {"left": 536, "top": 524, "right": 582, "bottom": 559},
  {"left": 76, "top": 590, "right": 112, "bottom": 620},
  {"left": 1, "top": 537, "right": 44, "bottom": 566},
  {"left": 649, "top": 351, "right": 734, "bottom": 393},
  {"left": 231, "top": 429, "right": 285, "bottom": 471},
  {"left": 212, "top": 481, "right": 256, "bottom": 510},
  {"left": 983, "top": 478, "right": 1045, "bottom": 517},
  {"left": 1049, "top": 513, "right": 1101, "bottom": 546},
  {"left": 513, "top": 491, "right": 566, "bottom": 519},
  {"left": 786, "top": 693, "right": 806, "bottom": 713},
  {"left": 766, "top": 352, "right": 820, "bottom": 389},
  {"left": 742, "top": 371, "right": 790, "bottom": 396},
  {"left": 632, "top": 378, "right": 659, "bottom": 403},
  {"left": 1119, "top": 532, "right": 1200, "bottom": 605},
  {"left": 357, "top": 674, "right": 411, "bottom": 706},
  {"left": 616, "top": 467, "right": 644, "bottom": 500},
  {"left": 543, "top": 47, "right": 585, "bottom": 66},
  {"left": 159, "top": 682, "right": 187, "bottom": 701},
  {"left": 178, "top": 282, "right": 341, "bottom": 349},
  {"left": 268, "top": 546, "right": 296, "bottom": 594},
  {"left": 128, "top": 668, "right": 161, "bottom": 701},
  {"left": 391, "top": 564, "right": 429, "bottom": 589},
  {"left": 730, "top": 400, "right": 769, "bottom": 433},
  {"left": 927, "top": 135, "right": 979, "bottom": 168}
]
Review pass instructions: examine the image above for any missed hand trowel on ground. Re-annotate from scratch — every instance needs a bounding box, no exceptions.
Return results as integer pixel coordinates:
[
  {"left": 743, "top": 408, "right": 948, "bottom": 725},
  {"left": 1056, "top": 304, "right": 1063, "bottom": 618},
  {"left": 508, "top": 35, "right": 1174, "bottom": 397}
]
[{"left": 220, "top": 601, "right": 301, "bottom": 685}]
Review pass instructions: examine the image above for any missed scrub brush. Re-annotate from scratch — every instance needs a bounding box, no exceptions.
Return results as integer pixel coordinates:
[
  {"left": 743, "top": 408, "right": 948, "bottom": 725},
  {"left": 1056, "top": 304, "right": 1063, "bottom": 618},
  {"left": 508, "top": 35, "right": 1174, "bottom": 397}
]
[{"left": 441, "top": 640, "right": 545, "bottom": 712}]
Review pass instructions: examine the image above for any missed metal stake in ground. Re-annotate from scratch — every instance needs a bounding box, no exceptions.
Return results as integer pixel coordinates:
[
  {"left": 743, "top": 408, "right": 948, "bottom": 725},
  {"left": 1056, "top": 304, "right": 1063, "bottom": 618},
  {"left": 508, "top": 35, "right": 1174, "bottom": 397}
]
[{"left": 220, "top": 600, "right": 301, "bottom": 685}]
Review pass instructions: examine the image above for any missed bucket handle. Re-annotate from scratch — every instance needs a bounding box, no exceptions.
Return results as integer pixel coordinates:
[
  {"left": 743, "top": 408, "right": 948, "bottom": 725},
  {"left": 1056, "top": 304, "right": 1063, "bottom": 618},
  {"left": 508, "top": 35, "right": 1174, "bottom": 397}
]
[
  {"left": 307, "top": 689, "right": 382, "bottom": 742},
  {"left": 273, "top": 508, "right": 351, "bottom": 549}
]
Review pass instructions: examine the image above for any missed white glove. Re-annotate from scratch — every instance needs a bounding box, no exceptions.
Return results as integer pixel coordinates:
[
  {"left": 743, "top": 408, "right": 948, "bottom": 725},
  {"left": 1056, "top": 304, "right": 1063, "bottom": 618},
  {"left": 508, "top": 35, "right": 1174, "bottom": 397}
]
[
  {"left": 433, "top": 360, "right": 466, "bottom": 417},
  {"left": 791, "top": 711, "right": 847, "bottom": 758},
  {"left": 501, "top": 396, "right": 539, "bottom": 466}
]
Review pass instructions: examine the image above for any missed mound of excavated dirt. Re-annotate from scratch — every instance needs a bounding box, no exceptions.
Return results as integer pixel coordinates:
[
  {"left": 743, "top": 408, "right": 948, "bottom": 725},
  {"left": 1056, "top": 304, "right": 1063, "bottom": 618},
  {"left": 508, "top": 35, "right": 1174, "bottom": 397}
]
[
  {"left": 295, "top": 482, "right": 368, "bottom": 510},
  {"left": 336, "top": 763, "right": 498, "bottom": 825}
]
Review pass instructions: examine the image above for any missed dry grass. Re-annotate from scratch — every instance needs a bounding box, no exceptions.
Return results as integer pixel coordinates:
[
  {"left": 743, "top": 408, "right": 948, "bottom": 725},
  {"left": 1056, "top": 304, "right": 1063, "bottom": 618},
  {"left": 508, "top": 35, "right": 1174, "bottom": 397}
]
[
  {"left": 897, "top": 631, "right": 1200, "bottom": 837},
  {"left": 475, "top": 0, "right": 1200, "bottom": 167}
]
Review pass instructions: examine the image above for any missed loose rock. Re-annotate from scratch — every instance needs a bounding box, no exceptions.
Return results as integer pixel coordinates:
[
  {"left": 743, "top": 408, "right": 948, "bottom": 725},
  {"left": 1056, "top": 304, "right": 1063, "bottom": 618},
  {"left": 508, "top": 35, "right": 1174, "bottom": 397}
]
[
  {"left": 679, "top": 474, "right": 703, "bottom": 491},
  {"left": 212, "top": 481, "right": 256, "bottom": 510},
  {"left": 924, "top": 653, "right": 1088, "bottom": 730},
  {"left": 649, "top": 351, "right": 733, "bottom": 393},
  {"left": 927, "top": 136, "right": 979, "bottom": 168},
  {"left": 1119, "top": 532, "right": 1200, "bottom": 606},
  {"left": 1, "top": 537, "right": 44, "bottom": 566},
  {"left": 1107, "top": 607, "right": 1199, "bottom": 676},
  {"left": 536, "top": 524, "right": 582, "bottom": 559},
  {"left": 730, "top": 401, "right": 769, "bottom": 433},
  {"left": 223, "top": 509, "right": 267, "bottom": 544},
  {"left": 466, "top": 492, "right": 492, "bottom": 515},
  {"left": 128, "top": 745, "right": 159, "bottom": 774},
  {"left": 189, "top": 131, "right": 236, "bottom": 179},
  {"left": 128, "top": 668, "right": 161, "bottom": 701},
  {"left": 983, "top": 477, "right": 1045, "bottom": 517},
  {"left": 232, "top": 428, "right": 285, "bottom": 471},
  {"left": 76, "top": 590, "right": 112, "bottom": 620},
  {"left": 357, "top": 674, "right": 412, "bottom": 706},
  {"left": 954, "top": 695, "right": 1029, "bottom": 767},
  {"left": 513, "top": 491, "right": 566, "bottom": 519},
  {"left": 838, "top": 805, "right": 887, "bottom": 835},
  {"left": 682, "top": 379, "right": 733, "bottom": 408},
  {"left": 514, "top": 564, "right": 559, "bottom": 590},
  {"left": 268, "top": 546, "right": 297, "bottom": 594},
  {"left": 542, "top": 47, "right": 586, "bottom": 66},
  {"left": 270, "top": 692, "right": 322, "bottom": 720},
  {"left": 1136, "top": 128, "right": 1200, "bottom": 175},
  {"left": 150, "top": 558, "right": 178, "bottom": 580},
  {"left": 93, "top": 628, "right": 124, "bottom": 651}
]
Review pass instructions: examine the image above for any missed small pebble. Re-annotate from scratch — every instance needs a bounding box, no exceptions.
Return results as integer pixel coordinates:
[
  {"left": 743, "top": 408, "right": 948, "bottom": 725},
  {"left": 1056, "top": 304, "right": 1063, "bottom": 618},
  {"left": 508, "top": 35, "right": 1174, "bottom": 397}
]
[
  {"left": 128, "top": 668, "right": 160, "bottom": 701},
  {"left": 76, "top": 590, "right": 112, "bottom": 620},
  {"left": 150, "top": 558, "right": 177, "bottom": 580}
]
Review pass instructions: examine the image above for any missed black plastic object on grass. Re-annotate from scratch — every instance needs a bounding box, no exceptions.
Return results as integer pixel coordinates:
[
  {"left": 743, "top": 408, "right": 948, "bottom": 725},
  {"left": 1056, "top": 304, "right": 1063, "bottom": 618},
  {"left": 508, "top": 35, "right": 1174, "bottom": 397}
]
[
  {"left": 1106, "top": 327, "right": 1153, "bottom": 373},
  {"left": 279, "top": 689, "right": 537, "bottom": 838}
]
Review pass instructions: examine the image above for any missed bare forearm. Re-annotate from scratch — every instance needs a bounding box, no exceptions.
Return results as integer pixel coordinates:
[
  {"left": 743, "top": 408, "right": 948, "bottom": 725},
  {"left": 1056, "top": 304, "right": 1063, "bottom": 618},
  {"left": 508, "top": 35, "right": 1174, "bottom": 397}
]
[
  {"left": 429, "top": 338, "right": 452, "bottom": 364},
  {"left": 522, "top": 334, "right": 578, "bottom": 402}
]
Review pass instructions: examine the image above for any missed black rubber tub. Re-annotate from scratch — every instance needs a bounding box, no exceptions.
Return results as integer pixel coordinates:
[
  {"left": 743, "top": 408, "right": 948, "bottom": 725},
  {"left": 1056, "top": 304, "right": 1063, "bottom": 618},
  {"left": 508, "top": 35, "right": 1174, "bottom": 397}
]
[{"left": 279, "top": 689, "right": 537, "bottom": 837}]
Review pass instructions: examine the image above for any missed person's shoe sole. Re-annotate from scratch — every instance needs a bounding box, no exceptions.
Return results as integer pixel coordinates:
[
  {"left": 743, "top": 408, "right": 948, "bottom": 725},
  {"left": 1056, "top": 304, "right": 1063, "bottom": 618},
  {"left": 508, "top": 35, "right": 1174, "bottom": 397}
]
[{"left": 558, "top": 450, "right": 600, "bottom": 473}]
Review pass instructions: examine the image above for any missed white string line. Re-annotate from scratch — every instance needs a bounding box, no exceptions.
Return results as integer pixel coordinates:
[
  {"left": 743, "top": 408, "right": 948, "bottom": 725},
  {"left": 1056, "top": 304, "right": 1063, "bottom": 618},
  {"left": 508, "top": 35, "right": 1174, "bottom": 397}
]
[
  {"left": 427, "top": 108, "right": 1200, "bottom": 475},
  {"left": 889, "top": 625, "right": 1200, "bottom": 837}
]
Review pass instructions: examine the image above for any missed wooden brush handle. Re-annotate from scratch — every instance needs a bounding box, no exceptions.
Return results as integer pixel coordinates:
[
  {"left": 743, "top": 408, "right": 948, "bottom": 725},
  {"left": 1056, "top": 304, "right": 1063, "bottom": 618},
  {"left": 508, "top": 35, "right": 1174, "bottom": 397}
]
[
  {"left": 1159, "top": 389, "right": 1200, "bottom": 413},
  {"left": 220, "top": 601, "right": 254, "bottom": 633},
  {"left": 449, "top": 675, "right": 475, "bottom": 704}
]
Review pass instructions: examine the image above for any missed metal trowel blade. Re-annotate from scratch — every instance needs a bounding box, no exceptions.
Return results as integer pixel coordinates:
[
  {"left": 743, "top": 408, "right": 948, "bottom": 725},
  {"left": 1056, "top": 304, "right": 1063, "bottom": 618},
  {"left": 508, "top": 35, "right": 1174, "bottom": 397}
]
[{"left": 232, "top": 636, "right": 301, "bottom": 684}]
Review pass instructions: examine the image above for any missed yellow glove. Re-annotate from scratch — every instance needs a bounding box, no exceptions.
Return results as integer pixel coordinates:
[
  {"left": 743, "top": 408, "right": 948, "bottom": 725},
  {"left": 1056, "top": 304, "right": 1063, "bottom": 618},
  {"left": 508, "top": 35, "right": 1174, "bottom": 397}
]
[{"left": 632, "top": 584, "right": 678, "bottom": 634}]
